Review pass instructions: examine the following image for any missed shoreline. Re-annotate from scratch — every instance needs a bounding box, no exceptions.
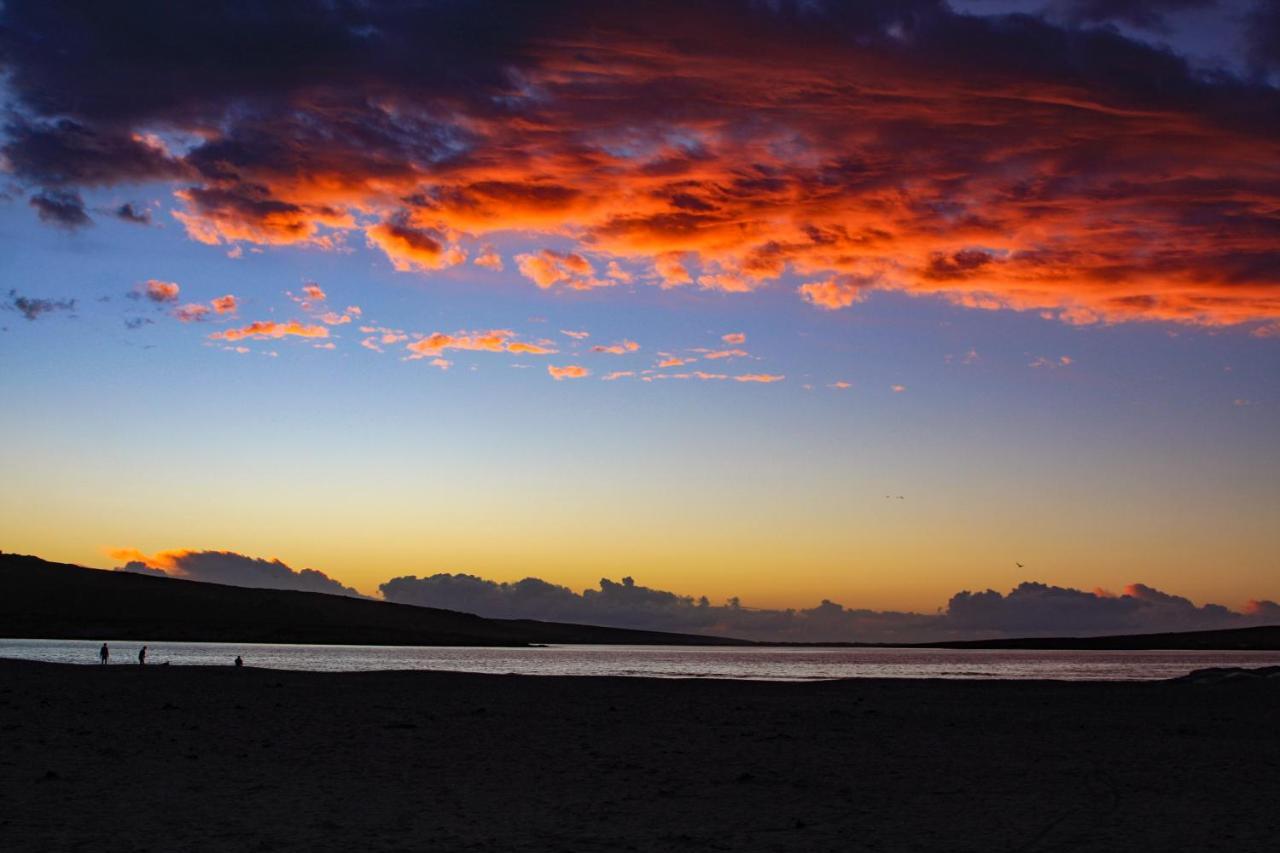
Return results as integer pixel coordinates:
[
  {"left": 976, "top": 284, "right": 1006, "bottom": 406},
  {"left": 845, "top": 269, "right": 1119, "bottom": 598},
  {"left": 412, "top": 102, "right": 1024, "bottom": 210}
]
[
  {"left": 3, "top": 659, "right": 1278, "bottom": 851},
  {"left": 7, "top": 640, "right": 1280, "bottom": 684},
  {"left": 5, "top": 655, "right": 1278, "bottom": 684}
]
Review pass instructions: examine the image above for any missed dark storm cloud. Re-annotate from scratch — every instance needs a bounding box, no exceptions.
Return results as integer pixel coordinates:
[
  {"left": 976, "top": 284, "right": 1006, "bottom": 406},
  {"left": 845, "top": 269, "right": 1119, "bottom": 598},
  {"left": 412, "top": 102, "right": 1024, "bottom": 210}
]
[
  {"left": 113, "top": 549, "right": 363, "bottom": 597},
  {"left": 1048, "top": 0, "right": 1218, "bottom": 30},
  {"left": 0, "top": 0, "right": 540, "bottom": 123},
  {"left": 2, "top": 118, "right": 185, "bottom": 187},
  {"left": 5, "top": 289, "right": 77, "bottom": 320},
  {"left": 28, "top": 190, "right": 90, "bottom": 228},
  {"left": 1247, "top": 0, "right": 1280, "bottom": 71},
  {"left": 380, "top": 574, "right": 1280, "bottom": 643}
]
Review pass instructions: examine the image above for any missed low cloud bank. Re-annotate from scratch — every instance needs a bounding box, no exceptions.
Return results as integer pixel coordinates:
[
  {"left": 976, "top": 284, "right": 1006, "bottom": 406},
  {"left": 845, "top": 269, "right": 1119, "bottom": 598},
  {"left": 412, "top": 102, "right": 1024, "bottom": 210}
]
[
  {"left": 106, "top": 546, "right": 1280, "bottom": 642},
  {"left": 112, "top": 548, "right": 361, "bottom": 598},
  {"left": 380, "top": 575, "right": 1280, "bottom": 644}
]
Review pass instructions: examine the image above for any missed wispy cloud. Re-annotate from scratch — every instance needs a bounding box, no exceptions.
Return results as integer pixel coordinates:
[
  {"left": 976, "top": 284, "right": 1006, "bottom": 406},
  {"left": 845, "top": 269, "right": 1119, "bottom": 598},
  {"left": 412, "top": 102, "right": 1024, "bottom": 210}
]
[
  {"left": 5, "top": 289, "right": 76, "bottom": 321},
  {"left": 591, "top": 339, "right": 640, "bottom": 355},
  {"left": 406, "top": 330, "right": 556, "bottom": 359},
  {"left": 211, "top": 321, "right": 330, "bottom": 342}
]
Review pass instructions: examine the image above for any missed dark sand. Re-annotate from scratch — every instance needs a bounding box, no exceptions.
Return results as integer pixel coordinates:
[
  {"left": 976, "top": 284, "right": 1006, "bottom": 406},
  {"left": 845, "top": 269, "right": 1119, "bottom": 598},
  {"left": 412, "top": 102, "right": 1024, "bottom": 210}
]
[{"left": 1, "top": 660, "right": 1277, "bottom": 852}]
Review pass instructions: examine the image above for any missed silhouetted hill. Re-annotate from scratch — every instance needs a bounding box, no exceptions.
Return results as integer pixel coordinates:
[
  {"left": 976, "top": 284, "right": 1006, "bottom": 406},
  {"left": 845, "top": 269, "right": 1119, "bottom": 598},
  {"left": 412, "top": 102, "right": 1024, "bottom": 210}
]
[
  {"left": 0, "top": 553, "right": 746, "bottom": 646},
  {"left": 918, "top": 625, "right": 1280, "bottom": 651}
]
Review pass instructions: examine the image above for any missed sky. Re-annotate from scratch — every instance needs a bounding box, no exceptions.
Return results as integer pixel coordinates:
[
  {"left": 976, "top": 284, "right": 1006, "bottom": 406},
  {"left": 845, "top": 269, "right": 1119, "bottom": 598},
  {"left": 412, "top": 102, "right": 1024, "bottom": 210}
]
[{"left": 1, "top": 0, "right": 1278, "bottom": 640}]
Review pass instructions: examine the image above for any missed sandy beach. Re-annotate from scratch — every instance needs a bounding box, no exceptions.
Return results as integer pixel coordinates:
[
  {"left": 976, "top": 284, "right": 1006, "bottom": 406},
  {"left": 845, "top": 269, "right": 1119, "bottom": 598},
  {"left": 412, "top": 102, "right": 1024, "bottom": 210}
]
[{"left": 1, "top": 660, "right": 1277, "bottom": 851}]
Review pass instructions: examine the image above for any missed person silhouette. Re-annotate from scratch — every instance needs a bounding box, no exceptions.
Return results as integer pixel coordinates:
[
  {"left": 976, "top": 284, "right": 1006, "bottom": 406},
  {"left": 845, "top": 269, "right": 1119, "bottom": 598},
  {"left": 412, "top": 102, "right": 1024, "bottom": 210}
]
[
  {"left": 99, "top": 643, "right": 109, "bottom": 665},
  {"left": 138, "top": 646, "right": 147, "bottom": 666},
  {"left": 234, "top": 655, "right": 243, "bottom": 667}
]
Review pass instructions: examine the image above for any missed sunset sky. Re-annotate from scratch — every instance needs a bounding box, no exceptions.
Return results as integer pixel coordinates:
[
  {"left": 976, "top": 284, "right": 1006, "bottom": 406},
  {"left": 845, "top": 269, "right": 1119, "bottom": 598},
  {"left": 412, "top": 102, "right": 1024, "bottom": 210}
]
[{"left": 1, "top": 0, "right": 1278, "bottom": 633}]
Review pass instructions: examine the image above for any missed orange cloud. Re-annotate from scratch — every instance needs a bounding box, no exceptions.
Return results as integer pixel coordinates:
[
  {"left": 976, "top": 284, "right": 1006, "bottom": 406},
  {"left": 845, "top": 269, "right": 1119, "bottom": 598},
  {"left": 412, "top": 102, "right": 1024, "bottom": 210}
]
[
  {"left": 507, "top": 341, "right": 557, "bottom": 355},
  {"left": 406, "top": 329, "right": 556, "bottom": 358},
  {"left": 105, "top": 547, "right": 189, "bottom": 570},
  {"left": 211, "top": 321, "right": 330, "bottom": 342},
  {"left": 561, "top": 329, "right": 590, "bottom": 340},
  {"left": 697, "top": 272, "right": 759, "bottom": 293},
  {"left": 548, "top": 364, "right": 590, "bottom": 380},
  {"left": 367, "top": 219, "right": 465, "bottom": 272},
  {"left": 644, "top": 371, "right": 728, "bottom": 382},
  {"left": 142, "top": 279, "right": 179, "bottom": 303},
  {"left": 703, "top": 348, "right": 747, "bottom": 360},
  {"left": 606, "top": 260, "right": 633, "bottom": 283},
  {"left": 211, "top": 294, "right": 238, "bottom": 314},
  {"left": 799, "top": 276, "right": 870, "bottom": 310},
  {"left": 653, "top": 253, "right": 693, "bottom": 288},
  {"left": 474, "top": 246, "right": 504, "bottom": 271},
  {"left": 735, "top": 374, "right": 784, "bottom": 383},
  {"left": 591, "top": 340, "right": 640, "bottom": 355},
  {"left": 515, "top": 249, "right": 607, "bottom": 290},
  {"left": 658, "top": 356, "right": 689, "bottom": 368},
  {"left": 722, "top": 332, "right": 746, "bottom": 345},
  {"left": 172, "top": 187, "right": 353, "bottom": 247}
]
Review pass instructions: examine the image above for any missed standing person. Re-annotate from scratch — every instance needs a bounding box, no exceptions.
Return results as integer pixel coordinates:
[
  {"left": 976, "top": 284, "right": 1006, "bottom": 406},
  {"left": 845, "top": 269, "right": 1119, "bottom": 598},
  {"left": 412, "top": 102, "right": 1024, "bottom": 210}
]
[
  {"left": 99, "top": 643, "right": 109, "bottom": 665},
  {"left": 138, "top": 646, "right": 147, "bottom": 666},
  {"left": 234, "top": 655, "right": 243, "bottom": 667}
]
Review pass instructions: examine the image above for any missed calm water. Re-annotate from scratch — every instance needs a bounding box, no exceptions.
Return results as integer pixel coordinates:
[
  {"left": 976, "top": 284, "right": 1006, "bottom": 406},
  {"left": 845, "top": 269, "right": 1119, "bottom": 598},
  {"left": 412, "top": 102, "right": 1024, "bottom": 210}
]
[{"left": 4, "top": 638, "right": 1279, "bottom": 681}]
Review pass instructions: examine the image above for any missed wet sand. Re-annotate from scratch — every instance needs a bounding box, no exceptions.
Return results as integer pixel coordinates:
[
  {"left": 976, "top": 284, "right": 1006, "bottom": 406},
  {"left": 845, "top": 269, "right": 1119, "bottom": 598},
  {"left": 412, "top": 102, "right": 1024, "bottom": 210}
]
[{"left": 1, "top": 659, "right": 1277, "bottom": 852}]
